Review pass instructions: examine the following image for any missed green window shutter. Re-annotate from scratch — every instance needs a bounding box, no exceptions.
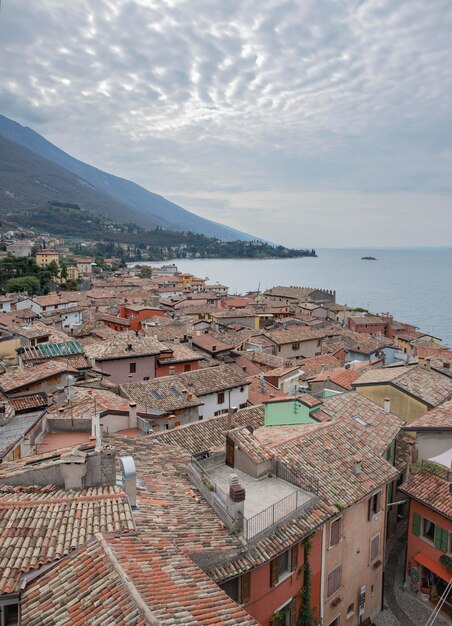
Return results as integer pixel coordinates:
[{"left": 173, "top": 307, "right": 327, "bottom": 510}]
[
  {"left": 440, "top": 528, "right": 449, "bottom": 553},
  {"left": 412, "top": 513, "right": 421, "bottom": 536},
  {"left": 434, "top": 524, "right": 442, "bottom": 549}
]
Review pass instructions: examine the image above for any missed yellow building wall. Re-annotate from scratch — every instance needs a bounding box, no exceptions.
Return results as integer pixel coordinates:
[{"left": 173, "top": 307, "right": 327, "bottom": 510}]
[
  {"left": 36, "top": 253, "right": 60, "bottom": 267},
  {"left": 0, "top": 337, "right": 20, "bottom": 362},
  {"left": 355, "top": 384, "right": 427, "bottom": 424}
]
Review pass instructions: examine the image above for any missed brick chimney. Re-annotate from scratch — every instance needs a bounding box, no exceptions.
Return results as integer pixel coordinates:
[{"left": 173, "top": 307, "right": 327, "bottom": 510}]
[
  {"left": 227, "top": 473, "right": 246, "bottom": 530},
  {"left": 384, "top": 398, "right": 391, "bottom": 413}
]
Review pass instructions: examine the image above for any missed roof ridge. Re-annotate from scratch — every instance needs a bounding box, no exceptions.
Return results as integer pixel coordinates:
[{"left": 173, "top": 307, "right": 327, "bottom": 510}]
[{"left": 96, "top": 533, "right": 161, "bottom": 625}]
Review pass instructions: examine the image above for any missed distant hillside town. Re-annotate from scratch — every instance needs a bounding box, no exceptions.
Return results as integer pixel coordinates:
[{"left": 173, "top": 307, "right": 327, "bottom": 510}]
[{"left": 0, "top": 240, "right": 450, "bottom": 624}]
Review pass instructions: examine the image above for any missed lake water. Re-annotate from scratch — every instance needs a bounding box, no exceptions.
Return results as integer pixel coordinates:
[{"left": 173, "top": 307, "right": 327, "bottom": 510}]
[{"left": 139, "top": 248, "right": 452, "bottom": 346}]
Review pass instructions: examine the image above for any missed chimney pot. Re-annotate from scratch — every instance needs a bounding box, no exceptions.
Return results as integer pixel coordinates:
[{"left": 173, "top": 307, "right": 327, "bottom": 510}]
[
  {"left": 384, "top": 398, "right": 391, "bottom": 413},
  {"left": 227, "top": 406, "right": 238, "bottom": 430},
  {"left": 119, "top": 456, "right": 137, "bottom": 508},
  {"left": 425, "top": 358, "right": 431, "bottom": 370},
  {"left": 352, "top": 455, "right": 363, "bottom": 476}
]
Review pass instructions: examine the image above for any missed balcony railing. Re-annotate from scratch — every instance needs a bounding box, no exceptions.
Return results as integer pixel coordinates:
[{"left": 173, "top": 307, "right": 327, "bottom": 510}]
[
  {"left": 275, "top": 459, "right": 319, "bottom": 496},
  {"left": 237, "top": 491, "right": 317, "bottom": 540}
]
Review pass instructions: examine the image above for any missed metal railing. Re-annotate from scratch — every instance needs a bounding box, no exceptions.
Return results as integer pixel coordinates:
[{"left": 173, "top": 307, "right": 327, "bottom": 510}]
[
  {"left": 275, "top": 460, "right": 319, "bottom": 496},
  {"left": 190, "top": 455, "right": 228, "bottom": 503},
  {"left": 238, "top": 490, "right": 315, "bottom": 540}
]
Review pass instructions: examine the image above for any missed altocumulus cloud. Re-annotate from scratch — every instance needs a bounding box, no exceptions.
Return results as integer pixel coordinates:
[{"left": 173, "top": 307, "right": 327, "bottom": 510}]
[{"left": 0, "top": 0, "right": 451, "bottom": 246}]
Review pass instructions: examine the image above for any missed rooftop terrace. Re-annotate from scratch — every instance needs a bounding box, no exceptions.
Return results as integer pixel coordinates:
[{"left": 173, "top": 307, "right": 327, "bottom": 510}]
[{"left": 189, "top": 451, "right": 318, "bottom": 541}]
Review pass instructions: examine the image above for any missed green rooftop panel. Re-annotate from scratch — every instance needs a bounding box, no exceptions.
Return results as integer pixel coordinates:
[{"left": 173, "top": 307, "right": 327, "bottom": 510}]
[{"left": 264, "top": 399, "right": 317, "bottom": 426}]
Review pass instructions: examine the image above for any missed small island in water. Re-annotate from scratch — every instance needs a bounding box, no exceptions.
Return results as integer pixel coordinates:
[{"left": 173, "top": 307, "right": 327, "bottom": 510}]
[{"left": 361, "top": 256, "right": 377, "bottom": 260}]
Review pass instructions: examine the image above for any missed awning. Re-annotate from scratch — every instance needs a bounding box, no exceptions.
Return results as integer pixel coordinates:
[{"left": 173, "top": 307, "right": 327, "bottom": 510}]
[{"left": 415, "top": 552, "right": 452, "bottom": 582}]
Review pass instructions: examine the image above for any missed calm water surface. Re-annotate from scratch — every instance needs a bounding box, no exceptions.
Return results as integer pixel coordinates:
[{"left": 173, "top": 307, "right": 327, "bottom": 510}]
[{"left": 141, "top": 248, "right": 452, "bottom": 346}]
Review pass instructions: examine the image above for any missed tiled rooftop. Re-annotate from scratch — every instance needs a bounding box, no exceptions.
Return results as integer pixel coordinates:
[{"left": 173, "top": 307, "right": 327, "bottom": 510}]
[
  {"left": 22, "top": 533, "right": 258, "bottom": 625},
  {"left": 106, "top": 432, "right": 333, "bottom": 582},
  {"left": 255, "top": 419, "right": 398, "bottom": 511},
  {"left": 400, "top": 467, "right": 452, "bottom": 519},
  {"left": 0, "top": 411, "right": 45, "bottom": 460},
  {"left": 46, "top": 387, "right": 134, "bottom": 420},
  {"left": 121, "top": 377, "right": 203, "bottom": 412},
  {"left": 357, "top": 365, "right": 452, "bottom": 406},
  {"left": 311, "top": 391, "right": 405, "bottom": 454},
  {"left": 265, "top": 326, "right": 325, "bottom": 345},
  {"left": 85, "top": 331, "right": 167, "bottom": 360},
  {"left": 0, "top": 361, "right": 74, "bottom": 394},
  {"left": 263, "top": 286, "right": 318, "bottom": 301},
  {"left": 10, "top": 393, "right": 48, "bottom": 413},
  {"left": 297, "top": 353, "right": 343, "bottom": 378},
  {"left": 405, "top": 399, "right": 452, "bottom": 431},
  {"left": 0, "top": 484, "right": 135, "bottom": 594},
  {"left": 151, "top": 405, "right": 264, "bottom": 454},
  {"left": 176, "top": 364, "right": 249, "bottom": 396}
]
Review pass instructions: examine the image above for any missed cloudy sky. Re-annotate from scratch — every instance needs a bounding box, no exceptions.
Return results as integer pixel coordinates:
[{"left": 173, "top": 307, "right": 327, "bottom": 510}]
[{"left": 1, "top": 0, "right": 451, "bottom": 247}]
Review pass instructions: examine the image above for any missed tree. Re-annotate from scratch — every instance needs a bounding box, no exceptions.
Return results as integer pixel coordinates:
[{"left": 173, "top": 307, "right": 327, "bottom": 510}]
[
  {"left": 139, "top": 267, "right": 153, "bottom": 279},
  {"left": 6, "top": 276, "right": 40, "bottom": 294}
]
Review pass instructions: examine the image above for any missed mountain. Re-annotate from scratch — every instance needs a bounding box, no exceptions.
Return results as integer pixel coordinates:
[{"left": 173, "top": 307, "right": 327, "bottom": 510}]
[
  {"left": 0, "top": 135, "right": 158, "bottom": 226},
  {"left": 0, "top": 114, "right": 257, "bottom": 241}
]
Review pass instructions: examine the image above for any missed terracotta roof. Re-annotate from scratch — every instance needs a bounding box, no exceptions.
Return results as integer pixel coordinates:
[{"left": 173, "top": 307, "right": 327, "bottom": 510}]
[
  {"left": 22, "top": 533, "right": 257, "bottom": 626},
  {"left": 309, "top": 363, "right": 369, "bottom": 390},
  {"left": 245, "top": 350, "right": 288, "bottom": 369},
  {"left": 33, "top": 295, "right": 73, "bottom": 308},
  {"left": 246, "top": 375, "right": 284, "bottom": 405},
  {"left": 0, "top": 484, "right": 135, "bottom": 594},
  {"left": 353, "top": 365, "right": 452, "bottom": 407},
  {"left": 264, "top": 366, "right": 300, "bottom": 378},
  {"left": 404, "top": 400, "right": 452, "bottom": 431},
  {"left": 147, "top": 321, "right": 193, "bottom": 342},
  {"left": 228, "top": 354, "right": 263, "bottom": 377},
  {"left": 349, "top": 315, "right": 389, "bottom": 326},
  {"left": 208, "top": 499, "right": 335, "bottom": 583},
  {"left": 106, "top": 433, "right": 335, "bottom": 583},
  {"left": 158, "top": 342, "right": 202, "bottom": 364},
  {"left": 151, "top": 405, "right": 265, "bottom": 454},
  {"left": 399, "top": 468, "right": 452, "bottom": 519},
  {"left": 85, "top": 332, "right": 167, "bottom": 360},
  {"left": 0, "top": 361, "right": 74, "bottom": 394},
  {"left": 262, "top": 420, "right": 398, "bottom": 510},
  {"left": 297, "top": 354, "right": 342, "bottom": 378},
  {"left": 265, "top": 326, "right": 325, "bottom": 345},
  {"left": 46, "top": 387, "right": 134, "bottom": 421},
  {"left": 121, "top": 377, "right": 203, "bottom": 413},
  {"left": 263, "top": 286, "right": 319, "bottom": 301},
  {"left": 175, "top": 364, "right": 249, "bottom": 396},
  {"left": 0, "top": 412, "right": 45, "bottom": 460},
  {"left": 228, "top": 426, "right": 274, "bottom": 464},
  {"left": 311, "top": 391, "right": 405, "bottom": 455},
  {"left": 191, "top": 333, "right": 233, "bottom": 353},
  {"left": 209, "top": 327, "right": 256, "bottom": 348},
  {"left": 10, "top": 393, "right": 48, "bottom": 413}
]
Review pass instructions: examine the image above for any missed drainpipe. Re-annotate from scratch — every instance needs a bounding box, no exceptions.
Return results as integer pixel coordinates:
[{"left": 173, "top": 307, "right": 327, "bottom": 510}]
[{"left": 320, "top": 523, "right": 326, "bottom": 624}]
